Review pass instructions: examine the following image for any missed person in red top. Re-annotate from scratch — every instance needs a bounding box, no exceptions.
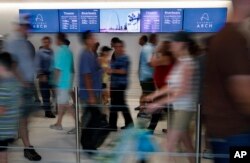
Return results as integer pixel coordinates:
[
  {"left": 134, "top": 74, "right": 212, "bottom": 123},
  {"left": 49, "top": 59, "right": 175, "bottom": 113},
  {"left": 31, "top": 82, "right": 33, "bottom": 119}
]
[{"left": 147, "top": 41, "right": 175, "bottom": 133}]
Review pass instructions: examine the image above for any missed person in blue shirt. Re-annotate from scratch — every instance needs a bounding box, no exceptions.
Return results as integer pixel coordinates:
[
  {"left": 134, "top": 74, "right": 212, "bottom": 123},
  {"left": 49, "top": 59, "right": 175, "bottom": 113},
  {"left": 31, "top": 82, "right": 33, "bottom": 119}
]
[
  {"left": 50, "top": 33, "right": 74, "bottom": 131},
  {"left": 107, "top": 40, "right": 134, "bottom": 131},
  {"left": 35, "top": 36, "right": 55, "bottom": 118}
]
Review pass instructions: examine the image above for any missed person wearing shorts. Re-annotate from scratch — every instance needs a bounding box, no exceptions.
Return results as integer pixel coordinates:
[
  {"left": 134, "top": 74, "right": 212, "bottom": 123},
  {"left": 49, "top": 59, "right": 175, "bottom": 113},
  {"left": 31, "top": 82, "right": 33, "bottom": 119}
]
[{"left": 50, "top": 33, "right": 74, "bottom": 131}]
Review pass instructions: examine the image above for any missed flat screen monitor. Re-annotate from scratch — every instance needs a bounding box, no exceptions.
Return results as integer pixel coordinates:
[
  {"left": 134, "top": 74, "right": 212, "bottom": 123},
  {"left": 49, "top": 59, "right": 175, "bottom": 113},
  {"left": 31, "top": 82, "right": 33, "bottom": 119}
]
[
  {"left": 161, "top": 8, "right": 183, "bottom": 32},
  {"left": 59, "top": 9, "right": 100, "bottom": 33},
  {"left": 19, "top": 9, "right": 59, "bottom": 33},
  {"left": 100, "top": 9, "right": 140, "bottom": 33},
  {"left": 183, "top": 8, "right": 227, "bottom": 32}
]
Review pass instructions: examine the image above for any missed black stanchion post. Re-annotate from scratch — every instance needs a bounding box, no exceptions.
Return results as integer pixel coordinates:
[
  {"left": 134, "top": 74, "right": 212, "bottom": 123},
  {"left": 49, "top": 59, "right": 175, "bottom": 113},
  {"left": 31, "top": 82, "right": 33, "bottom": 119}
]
[
  {"left": 74, "top": 87, "right": 80, "bottom": 163},
  {"left": 195, "top": 104, "right": 202, "bottom": 163}
]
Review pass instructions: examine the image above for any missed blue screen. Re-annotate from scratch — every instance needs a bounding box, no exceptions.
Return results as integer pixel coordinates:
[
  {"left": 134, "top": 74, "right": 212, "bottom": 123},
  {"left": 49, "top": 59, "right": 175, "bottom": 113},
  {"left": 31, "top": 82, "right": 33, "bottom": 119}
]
[
  {"left": 19, "top": 9, "right": 59, "bottom": 33},
  {"left": 59, "top": 9, "right": 79, "bottom": 33},
  {"left": 141, "top": 9, "right": 183, "bottom": 33},
  {"left": 161, "top": 9, "right": 183, "bottom": 32},
  {"left": 59, "top": 9, "right": 100, "bottom": 33},
  {"left": 183, "top": 8, "right": 227, "bottom": 32},
  {"left": 79, "top": 9, "right": 100, "bottom": 32},
  {"left": 100, "top": 9, "right": 140, "bottom": 33}
]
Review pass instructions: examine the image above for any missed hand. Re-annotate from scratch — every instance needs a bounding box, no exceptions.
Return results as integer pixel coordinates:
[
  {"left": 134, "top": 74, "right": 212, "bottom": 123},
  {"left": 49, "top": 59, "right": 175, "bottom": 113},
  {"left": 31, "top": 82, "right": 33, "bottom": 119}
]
[
  {"left": 88, "top": 95, "right": 97, "bottom": 105},
  {"left": 144, "top": 103, "right": 163, "bottom": 113},
  {"left": 105, "top": 68, "right": 113, "bottom": 75},
  {"left": 143, "top": 95, "right": 154, "bottom": 103},
  {"left": 0, "top": 107, "right": 6, "bottom": 115},
  {"left": 39, "top": 75, "right": 48, "bottom": 82}
]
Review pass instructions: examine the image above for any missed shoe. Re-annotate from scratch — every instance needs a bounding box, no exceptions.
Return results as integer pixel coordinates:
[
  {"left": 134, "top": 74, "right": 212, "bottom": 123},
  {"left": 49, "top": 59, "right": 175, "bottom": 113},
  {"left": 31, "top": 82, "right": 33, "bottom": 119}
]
[
  {"left": 137, "top": 112, "right": 151, "bottom": 119},
  {"left": 134, "top": 106, "right": 141, "bottom": 111},
  {"left": 162, "top": 129, "right": 167, "bottom": 133},
  {"left": 107, "top": 126, "right": 118, "bottom": 132},
  {"left": 67, "top": 128, "right": 76, "bottom": 134},
  {"left": 45, "top": 112, "right": 56, "bottom": 118},
  {"left": 50, "top": 124, "right": 63, "bottom": 130},
  {"left": 24, "top": 146, "right": 42, "bottom": 161},
  {"left": 121, "top": 125, "right": 134, "bottom": 129}
]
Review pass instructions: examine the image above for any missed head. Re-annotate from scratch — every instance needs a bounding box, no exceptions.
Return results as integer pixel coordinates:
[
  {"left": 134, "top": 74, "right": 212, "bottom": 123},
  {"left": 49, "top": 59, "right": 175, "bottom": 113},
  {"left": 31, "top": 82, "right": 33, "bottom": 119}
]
[
  {"left": 113, "top": 40, "right": 125, "bottom": 55},
  {"left": 41, "top": 36, "right": 52, "bottom": 49},
  {"left": 93, "top": 42, "right": 100, "bottom": 53},
  {"left": 170, "top": 32, "right": 197, "bottom": 58},
  {"left": 0, "top": 52, "right": 14, "bottom": 76},
  {"left": 110, "top": 37, "right": 120, "bottom": 48},
  {"left": 56, "top": 33, "right": 67, "bottom": 46},
  {"left": 64, "top": 39, "right": 70, "bottom": 47},
  {"left": 100, "top": 46, "right": 112, "bottom": 57},
  {"left": 139, "top": 35, "right": 148, "bottom": 46},
  {"left": 80, "top": 30, "right": 96, "bottom": 50},
  {"left": 232, "top": 0, "right": 250, "bottom": 19},
  {"left": 16, "top": 14, "right": 31, "bottom": 37},
  {"left": 149, "top": 33, "right": 158, "bottom": 46}
]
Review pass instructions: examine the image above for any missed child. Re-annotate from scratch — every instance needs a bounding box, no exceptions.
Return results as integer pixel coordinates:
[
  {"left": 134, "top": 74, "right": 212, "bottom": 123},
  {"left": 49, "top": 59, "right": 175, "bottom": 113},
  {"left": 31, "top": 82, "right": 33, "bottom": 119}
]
[
  {"left": 0, "top": 52, "right": 21, "bottom": 163},
  {"left": 98, "top": 46, "right": 112, "bottom": 105}
]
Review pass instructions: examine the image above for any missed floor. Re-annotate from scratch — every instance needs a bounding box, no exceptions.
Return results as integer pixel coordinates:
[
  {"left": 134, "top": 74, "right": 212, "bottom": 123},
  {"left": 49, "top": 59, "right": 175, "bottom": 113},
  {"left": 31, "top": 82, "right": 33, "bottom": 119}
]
[{"left": 7, "top": 99, "right": 213, "bottom": 163}]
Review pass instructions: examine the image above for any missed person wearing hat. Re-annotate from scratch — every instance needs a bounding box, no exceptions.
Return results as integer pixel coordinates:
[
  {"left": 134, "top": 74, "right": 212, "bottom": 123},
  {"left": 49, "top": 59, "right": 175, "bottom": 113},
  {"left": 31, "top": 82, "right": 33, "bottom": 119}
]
[
  {"left": 143, "top": 32, "right": 199, "bottom": 163},
  {"left": 99, "top": 46, "right": 112, "bottom": 105},
  {"left": 4, "top": 14, "right": 42, "bottom": 161}
]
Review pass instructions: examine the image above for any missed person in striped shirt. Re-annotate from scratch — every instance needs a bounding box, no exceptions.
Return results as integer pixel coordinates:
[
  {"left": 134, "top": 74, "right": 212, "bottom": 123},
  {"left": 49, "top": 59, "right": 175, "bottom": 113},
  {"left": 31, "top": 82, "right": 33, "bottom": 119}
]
[{"left": 0, "top": 52, "right": 21, "bottom": 163}]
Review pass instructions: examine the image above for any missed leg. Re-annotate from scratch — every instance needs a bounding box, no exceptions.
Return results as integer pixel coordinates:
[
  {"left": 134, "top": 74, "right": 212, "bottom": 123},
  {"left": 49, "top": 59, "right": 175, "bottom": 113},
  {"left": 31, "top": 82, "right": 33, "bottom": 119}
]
[
  {"left": 119, "top": 88, "right": 133, "bottom": 127},
  {"left": 182, "top": 132, "right": 195, "bottom": 163},
  {"left": 108, "top": 88, "right": 119, "bottom": 129},
  {"left": 20, "top": 118, "right": 31, "bottom": 147},
  {"left": 147, "top": 111, "right": 162, "bottom": 131},
  {"left": 39, "top": 81, "right": 54, "bottom": 118},
  {"left": 0, "top": 151, "right": 7, "bottom": 163},
  {"left": 54, "top": 104, "right": 67, "bottom": 126}
]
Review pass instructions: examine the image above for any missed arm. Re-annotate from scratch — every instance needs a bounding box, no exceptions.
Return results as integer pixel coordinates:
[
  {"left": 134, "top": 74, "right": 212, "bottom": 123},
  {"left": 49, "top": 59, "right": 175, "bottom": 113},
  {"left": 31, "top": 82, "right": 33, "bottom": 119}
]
[
  {"left": 54, "top": 69, "right": 60, "bottom": 85},
  {"left": 83, "top": 73, "right": 96, "bottom": 104},
  {"left": 145, "top": 63, "right": 194, "bottom": 112},
  {"left": 150, "top": 55, "right": 171, "bottom": 67}
]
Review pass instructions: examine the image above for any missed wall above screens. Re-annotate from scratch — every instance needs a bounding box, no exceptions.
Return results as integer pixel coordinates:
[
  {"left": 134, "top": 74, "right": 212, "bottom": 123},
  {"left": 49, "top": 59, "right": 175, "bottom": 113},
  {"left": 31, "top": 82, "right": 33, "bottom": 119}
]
[
  {"left": 19, "top": 9, "right": 59, "bottom": 33},
  {"left": 19, "top": 7, "right": 227, "bottom": 33}
]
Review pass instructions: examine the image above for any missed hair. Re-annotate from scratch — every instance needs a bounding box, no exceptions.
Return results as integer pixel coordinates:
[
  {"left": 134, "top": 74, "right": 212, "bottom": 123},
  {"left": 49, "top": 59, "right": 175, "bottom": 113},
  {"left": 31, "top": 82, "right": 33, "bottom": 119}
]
[
  {"left": 114, "top": 39, "right": 125, "bottom": 47},
  {"left": 149, "top": 33, "right": 158, "bottom": 43},
  {"left": 141, "top": 35, "right": 148, "bottom": 43},
  {"left": 187, "top": 40, "right": 200, "bottom": 56},
  {"left": 0, "top": 52, "right": 14, "bottom": 70},
  {"left": 42, "top": 36, "right": 51, "bottom": 42},
  {"left": 64, "top": 39, "right": 70, "bottom": 46},
  {"left": 57, "top": 33, "right": 67, "bottom": 43},
  {"left": 111, "top": 37, "right": 120, "bottom": 44},
  {"left": 80, "top": 30, "right": 93, "bottom": 44}
]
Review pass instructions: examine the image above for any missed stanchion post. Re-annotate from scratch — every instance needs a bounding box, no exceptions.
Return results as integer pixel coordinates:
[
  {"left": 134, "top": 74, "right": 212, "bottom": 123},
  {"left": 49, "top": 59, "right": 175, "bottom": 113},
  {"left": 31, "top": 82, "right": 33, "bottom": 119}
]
[
  {"left": 74, "top": 87, "right": 80, "bottom": 163},
  {"left": 195, "top": 104, "right": 202, "bottom": 163}
]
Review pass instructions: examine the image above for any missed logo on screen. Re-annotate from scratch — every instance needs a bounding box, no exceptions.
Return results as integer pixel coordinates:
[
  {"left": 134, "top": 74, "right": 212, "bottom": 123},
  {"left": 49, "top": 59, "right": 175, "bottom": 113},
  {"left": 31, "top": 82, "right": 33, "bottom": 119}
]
[
  {"left": 32, "top": 13, "right": 47, "bottom": 29},
  {"left": 197, "top": 13, "right": 212, "bottom": 29},
  {"left": 200, "top": 13, "right": 209, "bottom": 21},
  {"left": 35, "top": 14, "right": 44, "bottom": 22}
]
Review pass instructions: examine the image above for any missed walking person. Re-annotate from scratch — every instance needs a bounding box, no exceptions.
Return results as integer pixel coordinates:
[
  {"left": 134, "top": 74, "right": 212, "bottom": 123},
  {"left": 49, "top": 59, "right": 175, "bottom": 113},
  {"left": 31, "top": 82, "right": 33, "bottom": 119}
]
[
  {"left": 4, "top": 14, "right": 42, "bottom": 161},
  {"left": 108, "top": 40, "right": 134, "bottom": 131},
  {"left": 35, "top": 36, "right": 55, "bottom": 118},
  {"left": 50, "top": 33, "right": 75, "bottom": 130},
  {"left": 144, "top": 32, "right": 199, "bottom": 163}
]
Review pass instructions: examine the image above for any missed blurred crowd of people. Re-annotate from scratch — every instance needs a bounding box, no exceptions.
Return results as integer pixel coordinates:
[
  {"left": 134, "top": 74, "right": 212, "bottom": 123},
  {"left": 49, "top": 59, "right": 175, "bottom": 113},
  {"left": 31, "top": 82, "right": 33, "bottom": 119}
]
[{"left": 0, "top": 0, "right": 250, "bottom": 163}]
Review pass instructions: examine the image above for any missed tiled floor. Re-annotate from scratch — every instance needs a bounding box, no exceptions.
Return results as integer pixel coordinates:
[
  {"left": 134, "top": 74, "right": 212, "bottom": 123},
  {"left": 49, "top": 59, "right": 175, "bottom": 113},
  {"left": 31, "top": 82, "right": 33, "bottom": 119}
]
[{"left": 8, "top": 99, "right": 213, "bottom": 163}]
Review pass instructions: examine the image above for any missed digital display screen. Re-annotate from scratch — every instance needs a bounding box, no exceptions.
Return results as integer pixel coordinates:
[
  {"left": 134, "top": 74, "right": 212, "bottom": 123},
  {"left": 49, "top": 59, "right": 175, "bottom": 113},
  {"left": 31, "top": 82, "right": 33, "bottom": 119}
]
[
  {"left": 161, "top": 9, "right": 183, "bottom": 32},
  {"left": 79, "top": 9, "right": 100, "bottom": 32},
  {"left": 59, "top": 9, "right": 79, "bottom": 33},
  {"left": 19, "top": 9, "right": 59, "bottom": 33},
  {"left": 140, "top": 8, "right": 183, "bottom": 33},
  {"left": 140, "top": 9, "right": 161, "bottom": 33},
  {"left": 183, "top": 8, "right": 227, "bottom": 32},
  {"left": 100, "top": 9, "right": 140, "bottom": 33}
]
